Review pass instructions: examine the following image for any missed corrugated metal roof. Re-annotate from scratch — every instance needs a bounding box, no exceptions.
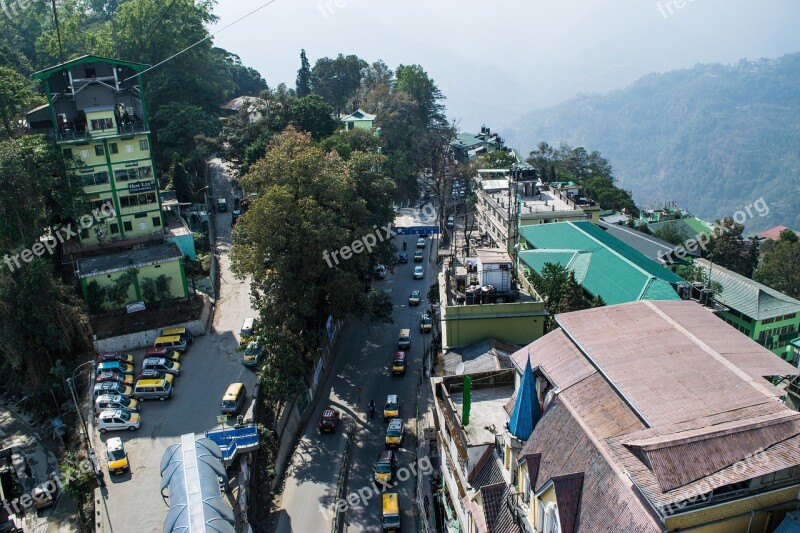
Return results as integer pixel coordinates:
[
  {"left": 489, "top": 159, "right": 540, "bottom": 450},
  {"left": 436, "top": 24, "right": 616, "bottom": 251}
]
[
  {"left": 518, "top": 221, "right": 682, "bottom": 305},
  {"left": 597, "top": 220, "right": 696, "bottom": 264},
  {"left": 775, "top": 511, "right": 800, "bottom": 533},
  {"left": 696, "top": 258, "right": 800, "bottom": 320}
]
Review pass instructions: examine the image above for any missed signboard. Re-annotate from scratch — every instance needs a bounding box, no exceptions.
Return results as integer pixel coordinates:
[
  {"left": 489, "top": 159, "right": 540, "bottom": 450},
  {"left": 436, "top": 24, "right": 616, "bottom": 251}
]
[
  {"left": 216, "top": 415, "right": 228, "bottom": 425},
  {"left": 128, "top": 180, "right": 154, "bottom": 194},
  {"left": 0, "top": 446, "right": 14, "bottom": 459},
  {"left": 126, "top": 301, "right": 145, "bottom": 314},
  {"left": 393, "top": 226, "right": 440, "bottom": 236},
  {"left": 124, "top": 161, "right": 140, "bottom": 168}
]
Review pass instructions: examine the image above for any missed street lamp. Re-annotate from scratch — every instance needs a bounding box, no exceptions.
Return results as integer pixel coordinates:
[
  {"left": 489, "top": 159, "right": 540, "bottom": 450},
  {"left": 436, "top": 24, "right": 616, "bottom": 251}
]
[{"left": 66, "top": 359, "right": 96, "bottom": 458}]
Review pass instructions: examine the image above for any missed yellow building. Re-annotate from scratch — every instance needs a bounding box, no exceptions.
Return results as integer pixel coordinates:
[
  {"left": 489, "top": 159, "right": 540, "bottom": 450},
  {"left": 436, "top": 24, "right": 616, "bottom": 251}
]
[{"left": 31, "top": 56, "right": 164, "bottom": 245}]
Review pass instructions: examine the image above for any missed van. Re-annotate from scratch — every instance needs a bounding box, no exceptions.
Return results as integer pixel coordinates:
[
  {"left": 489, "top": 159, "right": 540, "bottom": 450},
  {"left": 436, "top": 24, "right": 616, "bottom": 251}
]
[
  {"left": 161, "top": 327, "right": 193, "bottom": 344},
  {"left": 382, "top": 493, "right": 400, "bottom": 532},
  {"left": 391, "top": 352, "right": 407, "bottom": 376},
  {"left": 398, "top": 329, "right": 410, "bottom": 350},
  {"left": 240, "top": 318, "right": 255, "bottom": 340},
  {"left": 221, "top": 383, "right": 246, "bottom": 415},
  {"left": 133, "top": 376, "right": 174, "bottom": 401},
  {"left": 153, "top": 335, "right": 188, "bottom": 353}
]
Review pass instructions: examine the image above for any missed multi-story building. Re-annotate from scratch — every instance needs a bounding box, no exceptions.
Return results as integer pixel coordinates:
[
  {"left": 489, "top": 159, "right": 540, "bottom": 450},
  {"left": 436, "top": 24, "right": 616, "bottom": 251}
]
[
  {"left": 30, "top": 55, "right": 164, "bottom": 245},
  {"left": 474, "top": 175, "right": 601, "bottom": 256},
  {"left": 432, "top": 300, "right": 800, "bottom": 532},
  {"left": 695, "top": 258, "right": 800, "bottom": 363}
]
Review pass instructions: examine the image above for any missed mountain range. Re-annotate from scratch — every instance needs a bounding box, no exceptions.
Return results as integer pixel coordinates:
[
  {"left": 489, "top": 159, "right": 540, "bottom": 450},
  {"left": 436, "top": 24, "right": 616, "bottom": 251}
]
[{"left": 507, "top": 53, "right": 800, "bottom": 234}]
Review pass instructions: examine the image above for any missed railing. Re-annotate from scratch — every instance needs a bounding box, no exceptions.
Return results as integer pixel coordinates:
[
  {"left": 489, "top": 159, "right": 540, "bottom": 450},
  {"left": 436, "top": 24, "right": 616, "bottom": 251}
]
[{"left": 52, "top": 122, "right": 150, "bottom": 143}]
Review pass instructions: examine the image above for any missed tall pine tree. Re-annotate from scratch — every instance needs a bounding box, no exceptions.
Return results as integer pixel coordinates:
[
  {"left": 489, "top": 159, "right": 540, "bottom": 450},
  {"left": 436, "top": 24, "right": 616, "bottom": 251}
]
[{"left": 296, "top": 49, "right": 311, "bottom": 98}]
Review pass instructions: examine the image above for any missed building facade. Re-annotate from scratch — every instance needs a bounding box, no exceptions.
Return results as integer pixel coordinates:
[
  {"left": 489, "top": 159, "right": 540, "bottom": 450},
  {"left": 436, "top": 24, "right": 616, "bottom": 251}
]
[{"left": 31, "top": 56, "right": 164, "bottom": 245}]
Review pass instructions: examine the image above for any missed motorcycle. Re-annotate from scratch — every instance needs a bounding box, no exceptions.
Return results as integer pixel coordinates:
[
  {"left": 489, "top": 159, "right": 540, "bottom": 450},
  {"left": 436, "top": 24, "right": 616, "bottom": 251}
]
[
  {"left": 402, "top": 241, "right": 407, "bottom": 251},
  {"left": 368, "top": 402, "right": 376, "bottom": 419}
]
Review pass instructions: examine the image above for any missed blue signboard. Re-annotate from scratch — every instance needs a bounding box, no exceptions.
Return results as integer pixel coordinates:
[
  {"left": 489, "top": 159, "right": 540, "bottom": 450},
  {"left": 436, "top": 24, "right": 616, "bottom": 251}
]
[{"left": 393, "top": 226, "right": 440, "bottom": 236}]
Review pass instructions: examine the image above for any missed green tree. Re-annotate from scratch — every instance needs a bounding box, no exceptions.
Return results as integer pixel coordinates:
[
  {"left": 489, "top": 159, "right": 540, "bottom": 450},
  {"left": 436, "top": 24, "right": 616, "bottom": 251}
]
[
  {"left": 366, "top": 289, "right": 393, "bottom": 324},
  {"left": 318, "top": 128, "right": 380, "bottom": 160},
  {"left": 153, "top": 102, "right": 221, "bottom": 166},
  {"left": 106, "top": 269, "right": 138, "bottom": 307},
  {"left": 591, "top": 294, "right": 606, "bottom": 307},
  {"left": 559, "top": 271, "right": 590, "bottom": 313},
  {"left": 310, "top": 54, "right": 368, "bottom": 116},
  {"left": 288, "top": 94, "right": 338, "bottom": 140},
  {"left": 395, "top": 64, "right": 446, "bottom": 125},
  {"left": 296, "top": 49, "right": 311, "bottom": 98},
  {"left": 85, "top": 280, "right": 108, "bottom": 314},
  {"left": 0, "top": 66, "right": 43, "bottom": 138},
  {"left": 703, "top": 218, "right": 750, "bottom": 276},
  {"left": 754, "top": 230, "right": 800, "bottom": 298},
  {"left": 481, "top": 150, "right": 517, "bottom": 169},
  {"left": 653, "top": 221, "right": 689, "bottom": 246}
]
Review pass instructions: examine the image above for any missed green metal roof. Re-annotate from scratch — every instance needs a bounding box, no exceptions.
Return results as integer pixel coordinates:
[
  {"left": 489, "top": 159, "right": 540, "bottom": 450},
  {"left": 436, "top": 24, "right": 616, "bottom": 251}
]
[
  {"left": 695, "top": 258, "right": 800, "bottom": 321},
  {"left": 518, "top": 221, "right": 682, "bottom": 305},
  {"left": 32, "top": 55, "right": 149, "bottom": 80}
]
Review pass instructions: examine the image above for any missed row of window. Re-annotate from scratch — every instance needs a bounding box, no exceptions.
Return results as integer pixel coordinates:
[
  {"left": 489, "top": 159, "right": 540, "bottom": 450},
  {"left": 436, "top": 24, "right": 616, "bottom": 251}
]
[
  {"left": 119, "top": 192, "right": 157, "bottom": 208},
  {"left": 767, "top": 340, "right": 794, "bottom": 351},
  {"left": 762, "top": 313, "right": 797, "bottom": 325},
  {"left": 65, "top": 139, "right": 149, "bottom": 159},
  {"left": 724, "top": 318, "right": 751, "bottom": 337},
  {"left": 758, "top": 325, "right": 798, "bottom": 339},
  {"left": 80, "top": 166, "right": 153, "bottom": 187},
  {"left": 90, "top": 118, "right": 114, "bottom": 131},
  {"left": 726, "top": 308, "right": 753, "bottom": 323},
  {"left": 78, "top": 216, "right": 161, "bottom": 240}
]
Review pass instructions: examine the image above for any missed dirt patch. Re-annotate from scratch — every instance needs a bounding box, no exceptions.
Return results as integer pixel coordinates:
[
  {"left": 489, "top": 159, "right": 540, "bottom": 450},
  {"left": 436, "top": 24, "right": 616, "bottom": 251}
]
[{"left": 90, "top": 295, "right": 204, "bottom": 339}]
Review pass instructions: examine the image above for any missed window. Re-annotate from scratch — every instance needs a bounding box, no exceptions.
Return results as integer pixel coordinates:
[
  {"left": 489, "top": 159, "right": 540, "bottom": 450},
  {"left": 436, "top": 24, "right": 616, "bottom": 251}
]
[
  {"left": 545, "top": 504, "right": 560, "bottom": 533},
  {"left": 94, "top": 144, "right": 104, "bottom": 156},
  {"left": 139, "top": 139, "right": 149, "bottom": 151},
  {"left": 79, "top": 149, "right": 89, "bottom": 159},
  {"left": 119, "top": 192, "right": 156, "bottom": 208},
  {"left": 123, "top": 221, "right": 132, "bottom": 232},
  {"left": 125, "top": 144, "right": 133, "bottom": 153},
  {"left": 134, "top": 212, "right": 147, "bottom": 219},
  {"left": 152, "top": 216, "right": 161, "bottom": 227},
  {"left": 90, "top": 118, "right": 114, "bottom": 130},
  {"left": 63, "top": 148, "right": 72, "bottom": 157},
  {"left": 109, "top": 143, "right": 118, "bottom": 154},
  {"left": 138, "top": 222, "right": 147, "bottom": 231},
  {"left": 81, "top": 171, "right": 109, "bottom": 186},
  {"left": 110, "top": 223, "right": 119, "bottom": 235}
]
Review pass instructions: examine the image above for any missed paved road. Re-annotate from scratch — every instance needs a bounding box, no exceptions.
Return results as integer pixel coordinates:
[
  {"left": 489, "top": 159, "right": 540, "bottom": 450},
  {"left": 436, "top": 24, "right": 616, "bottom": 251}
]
[
  {"left": 96, "top": 158, "right": 258, "bottom": 532},
  {"left": 276, "top": 227, "right": 436, "bottom": 533}
]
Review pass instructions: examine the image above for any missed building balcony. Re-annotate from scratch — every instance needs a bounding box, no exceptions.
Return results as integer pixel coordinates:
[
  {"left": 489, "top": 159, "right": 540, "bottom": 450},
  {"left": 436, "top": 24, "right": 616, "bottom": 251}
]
[{"left": 53, "top": 123, "right": 150, "bottom": 144}]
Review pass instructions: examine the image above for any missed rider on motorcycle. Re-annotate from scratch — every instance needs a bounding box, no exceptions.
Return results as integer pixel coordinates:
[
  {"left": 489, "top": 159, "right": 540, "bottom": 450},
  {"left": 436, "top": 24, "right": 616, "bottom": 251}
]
[
  {"left": 402, "top": 241, "right": 407, "bottom": 251},
  {"left": 368, "top": 399, "right": 376, "bottom": 417}
]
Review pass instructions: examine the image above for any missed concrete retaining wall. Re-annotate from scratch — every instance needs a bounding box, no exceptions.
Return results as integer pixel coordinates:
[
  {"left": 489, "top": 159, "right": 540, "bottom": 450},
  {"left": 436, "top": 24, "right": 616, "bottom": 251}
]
[{"left": 95, "top": 294, "right": 212, "bottom": 353}]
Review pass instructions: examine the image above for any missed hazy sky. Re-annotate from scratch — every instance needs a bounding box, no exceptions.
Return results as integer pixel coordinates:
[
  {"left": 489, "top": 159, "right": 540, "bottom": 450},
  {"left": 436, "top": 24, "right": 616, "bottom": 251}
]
[{"left": 210, "top": 1, "right": 800, "bottom": 134}]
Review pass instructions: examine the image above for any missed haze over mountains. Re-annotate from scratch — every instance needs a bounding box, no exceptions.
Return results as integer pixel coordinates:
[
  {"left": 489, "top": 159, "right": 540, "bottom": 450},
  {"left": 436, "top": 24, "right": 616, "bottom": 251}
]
[{"left": 507, "top": 53, "right": 800, "bottom": 234}]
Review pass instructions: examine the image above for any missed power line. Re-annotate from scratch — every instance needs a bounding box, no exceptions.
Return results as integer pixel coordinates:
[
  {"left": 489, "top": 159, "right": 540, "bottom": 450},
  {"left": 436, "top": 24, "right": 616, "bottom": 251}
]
[
  {"left": 141, "top": 0, "right": 181, "bottom": 44},
  {"left": 123, "top": 0, "right": 281, "bottom": 82}
]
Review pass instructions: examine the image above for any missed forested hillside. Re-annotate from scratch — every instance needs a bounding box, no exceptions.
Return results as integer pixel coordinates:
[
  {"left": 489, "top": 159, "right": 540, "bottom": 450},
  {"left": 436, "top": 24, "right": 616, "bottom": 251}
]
[{"left": 510, "top": 53, "right": 800, "bottom": 233}]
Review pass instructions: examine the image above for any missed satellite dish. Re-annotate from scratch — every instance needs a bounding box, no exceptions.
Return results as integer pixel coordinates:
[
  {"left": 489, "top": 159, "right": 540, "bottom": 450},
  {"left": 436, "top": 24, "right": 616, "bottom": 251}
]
[{"left": 455, "top": 362, "right": 465, "bottom": 375}]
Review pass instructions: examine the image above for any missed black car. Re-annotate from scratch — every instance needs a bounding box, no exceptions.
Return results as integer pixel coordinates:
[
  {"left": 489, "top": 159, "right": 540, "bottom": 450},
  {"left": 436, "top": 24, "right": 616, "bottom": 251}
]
[{"left": 398, "top": 252, "right": 408, "bottom": 263}]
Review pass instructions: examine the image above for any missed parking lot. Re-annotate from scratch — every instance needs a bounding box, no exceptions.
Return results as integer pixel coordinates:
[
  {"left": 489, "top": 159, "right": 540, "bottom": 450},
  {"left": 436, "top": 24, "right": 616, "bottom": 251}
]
[{"left": 94, "top": 157, "right": 259, "bottom": 532}]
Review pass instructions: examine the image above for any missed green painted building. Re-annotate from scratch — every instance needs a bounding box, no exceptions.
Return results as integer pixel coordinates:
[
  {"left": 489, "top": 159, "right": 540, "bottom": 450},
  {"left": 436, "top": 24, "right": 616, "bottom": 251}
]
[
  {"left": 77, "top": 243, "right": 188, "bottom": 311},
  {"left": 31, "top": 56, "right": 164, "bottom": 245},
  {"left": 517, "top": 221, "right": 683, "bottom": 305},
  {"left": 340, "top": 108, "right": 376, "bottom": 130},
  {"left": 695, "top": 258, "right": 800, "bottom": 363}
]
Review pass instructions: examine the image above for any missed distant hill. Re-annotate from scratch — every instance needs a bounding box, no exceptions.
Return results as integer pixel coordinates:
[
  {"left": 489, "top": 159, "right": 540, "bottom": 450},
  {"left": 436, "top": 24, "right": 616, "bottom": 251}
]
[{"left": 507, "top": 53, "right": 800, "bottom": 234}]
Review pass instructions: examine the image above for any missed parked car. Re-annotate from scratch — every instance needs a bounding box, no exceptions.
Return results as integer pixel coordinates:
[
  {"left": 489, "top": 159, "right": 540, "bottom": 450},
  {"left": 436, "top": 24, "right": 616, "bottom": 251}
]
[
  {"left": 416, "top": 237, "right": 426, "bottom": 249},
  {"left": 105, "top": 437, "right": 129, "bottom": 475},
  {"left": 137, "top": 368, "right": 171, "bottom": 381},
  {"left": 413, "top": 266, "right": 424, "bottom": 279},
  {"left": 408, "top": 290, "right": 421, "bottom": 306},
  {"left": 96, "top": 361, "right": 134, "bottom": 375},
  {"left": 420, "top": 312, "right": 433, "bottom": 333},
  {"left": 242, "top": 338, "right": 263, "bottom": 367},
  {"left": 32, "top": 477, "right": 58, "bottom": 510},
  {"left": 93, "top": 381, "right": 133, "bottom": 398},
  {"left": 95, "top": 394, "right": 140, "bottom": 413},
  {"left": 160, "top": 327, "right": 193, "bottom": 345},
  {"left": 95, "top": 371, "right": 134, "bottom": 385},
  {"left": 240, "top": 318, "right": 255, "bottom": 341},
  {"left": 446, "top": 215, "right": 454, "bottom": 228},
  {"left": 97, "top": 352, "right": 135, "bottom": 365},
  {"left": 414, "top": 250, "right": 424, "bottom": 262},
  {"left": 97, "top": 410, "right": 141, "bottom": 433},
  {"left": 144, "top": 346, "right": 182, "bottom": 363},
  {"left": 398, "top": 252, "right": 408, "bottom": 264},
  {"left": 319, "top": 408, "right": 340, "bottom": 433},
  {"left": 374, "top": 264, "right": 388, "bottom": 279},
  {"left": 142, "top": 357, "right": 181, "bottom": 376}
]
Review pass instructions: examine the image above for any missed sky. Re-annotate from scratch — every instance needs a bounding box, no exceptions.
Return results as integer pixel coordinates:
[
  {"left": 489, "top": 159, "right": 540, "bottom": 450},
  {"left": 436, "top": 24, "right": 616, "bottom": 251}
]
[{"left": 210, "top": 0, "right": 800, "bottom": 136}]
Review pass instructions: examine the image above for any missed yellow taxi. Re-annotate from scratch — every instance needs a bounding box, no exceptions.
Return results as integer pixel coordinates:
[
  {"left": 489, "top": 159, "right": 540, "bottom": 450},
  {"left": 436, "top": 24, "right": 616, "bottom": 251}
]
[
  {"left": 383, "top": 394, "right": 399, "bottom": 421},
  {"left": 385, "top": 418, "right": 403, "bottom": 448},
  {"left": 105, "top": 437, "right": 129, "bottom": 475}
]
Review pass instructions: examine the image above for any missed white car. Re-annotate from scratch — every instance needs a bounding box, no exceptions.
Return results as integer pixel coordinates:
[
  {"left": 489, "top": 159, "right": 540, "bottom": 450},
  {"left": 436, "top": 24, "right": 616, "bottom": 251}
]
[
  {"left": 97, "top": 409, "right": 141, "bottom": 433},
  {"left": 413, "top": 266, "right": 424, "bottom": 279}
]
